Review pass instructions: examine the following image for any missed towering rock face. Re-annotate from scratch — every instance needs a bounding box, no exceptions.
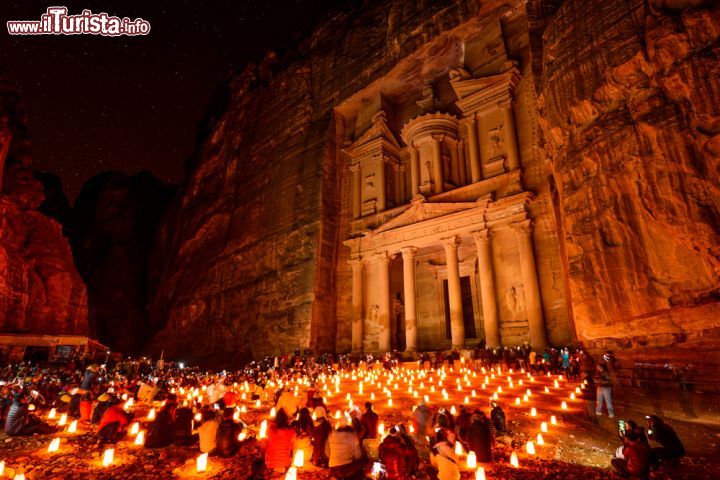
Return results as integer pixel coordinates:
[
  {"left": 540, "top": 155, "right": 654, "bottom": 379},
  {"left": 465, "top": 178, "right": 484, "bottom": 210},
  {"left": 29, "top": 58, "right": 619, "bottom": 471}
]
[
  {"left": 147, "top": 0, "right": 573, "bottom": 366},
  {"left": 0, "top": 80, "right": 88, "bottom": 336},
  {"left": 531, "top": 0, "right": 720, "bottom": 362},
  {"left": 70, "top": 171, "right": 175, "bottom": 354}
]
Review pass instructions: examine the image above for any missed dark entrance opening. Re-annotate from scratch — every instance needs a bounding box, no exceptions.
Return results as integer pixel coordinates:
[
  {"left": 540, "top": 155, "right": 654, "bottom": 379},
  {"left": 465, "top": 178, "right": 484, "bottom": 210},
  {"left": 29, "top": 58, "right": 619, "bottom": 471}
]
[{"left": 444, "top": 276, "right": 477, "bottom": 340}]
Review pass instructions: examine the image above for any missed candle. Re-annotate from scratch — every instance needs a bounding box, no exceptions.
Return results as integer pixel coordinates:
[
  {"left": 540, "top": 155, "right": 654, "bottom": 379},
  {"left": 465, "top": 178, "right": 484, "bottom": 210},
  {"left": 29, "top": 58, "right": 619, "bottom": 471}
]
[
  {"left": 270, "top": 407, "right": 276, "bottom": 417},
  {"left": 0, "top": 460, "right": 4, "bottom": 475},
  {"left": 530, "top": 407, "right": 537, "bottom": 417},
  {"left": 378, "top": 422, "right": 385, "bottom": 437},
  {"left": 551, "top": 415, "right": 557, "bottom": 425},
  {"left": 292, "top": 449, "right": 304, "bottom": 468},
  {"left": 48, "top": 408, "right": 56, "bottom": 419},
  {"left": 58, "top": 413, "right": 67, "bottom": 426},
  {"left": 541, "top": 421, "right": 548, "bottom": 432},
  {"left": 454, "top": 441, "right": 463, "bottom": 456},
  {"left": 67, "top": 420, "right": 77, "bottom": 433},
  {"left": 285, "top": 467, "right": 297, "bottom": 480},
  {"left": 48, "top": 437, "right": 60, "bottom": 453},
  {"left": 561, "top": 401, "right": 568, "bottom": 410},
  {"left": 537, "top": 433, "right": 544, "bottom": 445},
  {"left": 475, "top": 467, "right": 486, "bottom": 480},
  {"left": 515, "top": 397, "right": 520, "bottom": 405},
  {"left": 466, "top": 451, "right": 477, "bottom": 468},
  {"left": 102, "top": 448, "right": 114, "bottom": 467},
  {"left": 147, "top": 408, "right": 156, "bottom": 420},
  {"left": 510, "top": 451, "right": 519, "bottom": 468},
  {"left": 259, "top": 420, "right": 268, "bottom": 439},
  {"left": 135, "top": 431, "right": 145, "bottom": 446},
  {"left": 544, "top": 386, "right": 550, "bottom": 393},
  {"left": 197, "top": 453, "right": 208, "bottom": 473},
  {"left": 130, "top": 422, "right": 139, "bottom": 435},
  {"left": 14, "top": 474, "right": 25, "bottom": 480},
  {"left": 526, "top": 441, "right": 536, "bottom": 455}
]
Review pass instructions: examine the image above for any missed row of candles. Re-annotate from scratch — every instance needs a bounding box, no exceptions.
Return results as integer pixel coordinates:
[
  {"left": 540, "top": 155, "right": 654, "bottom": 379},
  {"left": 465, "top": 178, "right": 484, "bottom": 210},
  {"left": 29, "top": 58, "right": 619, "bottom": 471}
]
[{"left": 1, "top": 363, "right": 582, "bottom": 476}]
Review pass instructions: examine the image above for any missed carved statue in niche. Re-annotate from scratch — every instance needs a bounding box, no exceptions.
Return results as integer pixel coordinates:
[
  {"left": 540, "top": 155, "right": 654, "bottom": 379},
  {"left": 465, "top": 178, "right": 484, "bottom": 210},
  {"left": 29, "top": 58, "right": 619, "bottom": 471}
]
[
  {"left": 504, "top": 285, "right": 525, "bottom": 320},
  {"left": 423, "top": 159, "right": 433, "bottom": 185},
  {"left": 369, "top": 304, "right": 380, "bottom": 325},
  {"left": 364, "top": 174, "right": 376, "bottom": 199},
  {"left": 488, "top": 125, "right": 505, "bottom": 160},
  {"left": 443, "top": 152, "right": 452, "bottom": 183}
]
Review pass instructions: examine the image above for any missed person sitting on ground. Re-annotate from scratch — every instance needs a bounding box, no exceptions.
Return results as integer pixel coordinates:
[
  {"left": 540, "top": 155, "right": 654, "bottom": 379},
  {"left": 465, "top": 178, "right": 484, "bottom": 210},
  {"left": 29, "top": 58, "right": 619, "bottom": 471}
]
[
  {"left": 91, "top": 392, "right": 115, "bottom": 424},
  {"left": 5, "top": 393, "right": 55, "bottom": 436},
  {"left": 216, "top": 407, "right": 242, "bottom": 458},
  {"left": 360, "top": 401, "right": 378, "bottom": 440},
  {"left": 265, "top": 408, "right": 296, "bottom": 472},
  {"left": 292, "top": 407, "right": 314, "bottom": 465},
  {"left": 611, "top": 430, "right": 652, "bottom": 479},
  {"left": 325, "top": 424, "right": 365, "bottom": 480},
  {"left": 430, "top": 429, "right": 460, "bottom": 480},
  {"left": 174, "top": 404, "right": 197, "bottom": 446},
  {"left": 97, "top": 399, "right": 131, "bottom": 444},
  {"left": 312, "top": 406, "right": 332, "bottom": 467},
  {"left": 455, "top": 405, "right": 472, "bottom": 442},
  {"left": 145, "top": 398, "right": 177, "bottom": 449},
  {"left": 490, "top": 402, "right": 506, "bottom": 435},
  {"left": 197, "top": 410, "right": 221, "bottom": 454},
  {"left": 647, "top": 415, "right": 685, "bottom": 462},
  {"left": 379, "top": 426, "right": 418, "bottom": 480},
  {"left": 466, "top": 411, "right": 494, "bottom": 463},
  {"left": 276, "top": 387, "right": 299, "bottom": 417}
]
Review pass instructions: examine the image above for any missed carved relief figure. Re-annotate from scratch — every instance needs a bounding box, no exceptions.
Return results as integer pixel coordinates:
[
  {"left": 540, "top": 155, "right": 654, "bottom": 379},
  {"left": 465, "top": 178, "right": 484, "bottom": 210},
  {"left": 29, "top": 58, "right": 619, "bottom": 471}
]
[
  {"left": 364, "top": 174, "right": 376, "bottom": 198},
  {"left": 369, "top": 304, "right": 380, "bottom": 324},
  {"left": 488, "top": 125, "right": 505, "bottom": 159},
  {"left": 504, "top": 285, "right": 525, "bottom": 320}
]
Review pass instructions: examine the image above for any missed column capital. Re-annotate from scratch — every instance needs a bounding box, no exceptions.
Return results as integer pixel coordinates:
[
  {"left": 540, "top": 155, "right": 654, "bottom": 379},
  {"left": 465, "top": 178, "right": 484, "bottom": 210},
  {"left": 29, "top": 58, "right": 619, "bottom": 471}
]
[
  {"left": 348, "top": 162, "right": 360, "bottom": 173},
  {"left": 511, "top": 219, "right": 533, "bottom": 235},
  {"left": 472, "top": 229, "right": 492, "bottom": 244},
  {"left": 401, "top": 246, "right": 419, "bottom": 259},
  {"left": 372, "top": 251, "right": 395, "bottom": 264},
  {"left": 348, "top": 255, "right": 365, "bottom": 267},
  {"left": 440, "top": 236, "right": 460, "bottom": 250}
]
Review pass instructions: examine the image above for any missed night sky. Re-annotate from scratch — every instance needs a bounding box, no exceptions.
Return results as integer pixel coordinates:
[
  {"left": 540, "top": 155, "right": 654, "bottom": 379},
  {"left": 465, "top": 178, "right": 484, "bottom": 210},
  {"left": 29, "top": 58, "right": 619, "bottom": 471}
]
[{"left": 0, "top": 0, "right": 343, "bottom": 200}]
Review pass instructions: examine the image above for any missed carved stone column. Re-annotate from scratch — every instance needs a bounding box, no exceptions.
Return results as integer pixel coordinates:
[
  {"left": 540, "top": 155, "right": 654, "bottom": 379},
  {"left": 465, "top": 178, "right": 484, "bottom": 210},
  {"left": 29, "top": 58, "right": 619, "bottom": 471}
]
[
  {"left": 375, "top": 252, "right": 393, "bottom": 352},
  {"left": 472, "top": 230, "right": 500, "bottom": 347},
  {"left": 401, "top": 247, "right": 419, "bottom": 352},
  {"left": 466, "top": 115, "right": 482, "bottom": 183},
  {"left": 431, "top": 135, "right": 444, "bottom": 195},
  {"left": 350, "top": 256, "right": 364, "bottom": 353},
  {"left": 442, "top": 237, "right": 465, "bottom": 350},
  {"left": 350, "top": 164, "right": 361, "bottom": 219},
  {"left": 512, "top": 220, "right": 548, "bottom": 349},
  {"left": 500, "top": 101, "right": 520, "bottom": 172},
  {"left": 409, "top": 146, "right": 420, "bottom": 196}
]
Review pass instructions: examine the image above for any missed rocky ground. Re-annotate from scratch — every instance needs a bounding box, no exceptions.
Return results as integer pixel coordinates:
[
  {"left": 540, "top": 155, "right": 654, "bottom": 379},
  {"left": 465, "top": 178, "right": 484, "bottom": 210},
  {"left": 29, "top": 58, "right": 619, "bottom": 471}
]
[{"left": 1, "top": 366, "right": 718, "bottom": 479}]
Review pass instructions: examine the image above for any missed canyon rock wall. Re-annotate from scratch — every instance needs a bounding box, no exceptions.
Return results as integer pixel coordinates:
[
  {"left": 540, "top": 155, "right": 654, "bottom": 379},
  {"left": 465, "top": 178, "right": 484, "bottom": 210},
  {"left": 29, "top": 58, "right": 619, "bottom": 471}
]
[
  {"left": 531, "top": 0, "right": 720, "bottom": 363},
  {"left": 69, "top": 171, "right": 175, "bottom": 353},
  {"left": 0, "top": 80, "right": 88, "bottom": 336}
]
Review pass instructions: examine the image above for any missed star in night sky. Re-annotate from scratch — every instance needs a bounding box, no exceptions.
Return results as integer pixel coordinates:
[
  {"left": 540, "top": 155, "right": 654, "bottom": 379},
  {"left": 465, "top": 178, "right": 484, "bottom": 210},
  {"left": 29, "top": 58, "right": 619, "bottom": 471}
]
[{"left": 0, "top": 0, "right": 347, "bottom": 200}]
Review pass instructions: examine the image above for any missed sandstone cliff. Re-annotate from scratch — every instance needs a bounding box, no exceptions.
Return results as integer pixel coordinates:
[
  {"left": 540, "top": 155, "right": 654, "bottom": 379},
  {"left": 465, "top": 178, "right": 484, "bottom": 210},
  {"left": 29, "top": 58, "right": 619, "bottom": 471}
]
[
  {"left": 530, "top": 0, "right": 720, "bottom": 366},
  {"left": 0, "top": 80, "right": 88, "bottom": 336}
]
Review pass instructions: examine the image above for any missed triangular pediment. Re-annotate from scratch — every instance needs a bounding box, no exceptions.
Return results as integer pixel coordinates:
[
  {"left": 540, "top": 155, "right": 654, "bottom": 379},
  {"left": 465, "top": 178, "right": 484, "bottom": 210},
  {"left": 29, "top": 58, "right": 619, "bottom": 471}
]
[
  {"left": 349, "top": 111, "right": 400, "bottom": 151},
  {"left": 450, "top": 68, "right": 520, "bottom": 100},
  {"left": 374, "top": 197, "right": 484, "bottom": 234}
]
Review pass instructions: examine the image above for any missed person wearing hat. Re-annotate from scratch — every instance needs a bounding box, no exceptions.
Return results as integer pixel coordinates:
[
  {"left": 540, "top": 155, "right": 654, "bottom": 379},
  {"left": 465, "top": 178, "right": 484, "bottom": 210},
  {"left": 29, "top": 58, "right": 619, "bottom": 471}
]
[
  {"left": 53, "top": 391, "right": 72, "bottom": 413},
  {"left": 91, "top": 392, "right": 115, "bottom": 424},
  {"left": 97, "top": 398, "right": 131, "bottom": 444},
  {"left": 311, "top": 406, "right": 331, "bottom": 467}
]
